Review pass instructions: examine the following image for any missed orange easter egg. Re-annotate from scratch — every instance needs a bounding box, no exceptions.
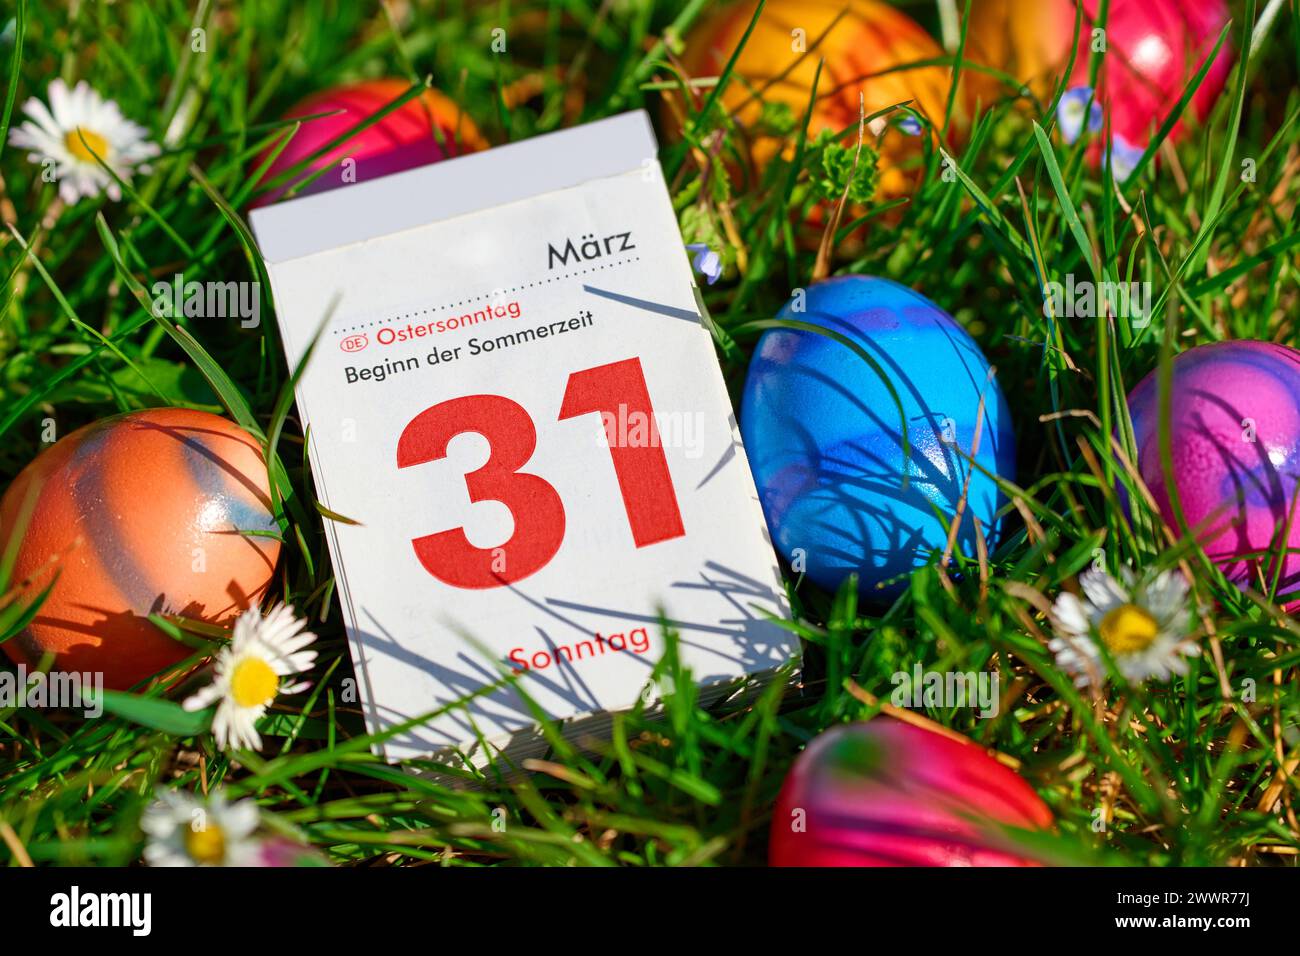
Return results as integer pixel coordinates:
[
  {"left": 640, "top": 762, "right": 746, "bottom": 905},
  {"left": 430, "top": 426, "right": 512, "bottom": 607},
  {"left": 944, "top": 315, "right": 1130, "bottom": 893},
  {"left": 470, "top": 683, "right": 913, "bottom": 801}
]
[
  {"left": 0, "top": 408, "right": 280, "bottom": 689},
  {"left": 678, "top": 0, "right": 955, "bottom": 197},
  {"left": 962, "top": 0, "right": 1076, "bottom": 109}
]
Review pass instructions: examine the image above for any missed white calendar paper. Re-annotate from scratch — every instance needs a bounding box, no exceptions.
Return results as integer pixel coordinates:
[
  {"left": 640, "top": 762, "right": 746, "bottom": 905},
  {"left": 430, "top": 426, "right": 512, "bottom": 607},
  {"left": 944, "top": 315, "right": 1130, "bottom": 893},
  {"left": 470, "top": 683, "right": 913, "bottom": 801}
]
[{"left": 251, "top": 111, "right": 796, "bottom": 763}]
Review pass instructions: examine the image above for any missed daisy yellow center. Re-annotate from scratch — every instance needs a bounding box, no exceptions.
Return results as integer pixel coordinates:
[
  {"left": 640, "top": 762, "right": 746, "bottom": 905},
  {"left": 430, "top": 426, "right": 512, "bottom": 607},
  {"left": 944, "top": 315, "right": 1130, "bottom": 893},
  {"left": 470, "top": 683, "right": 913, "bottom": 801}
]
[
  {"left": 230, "top": 657, "right": 278, "bottom": 708},
  {"left": 184, "top": 823, "right": 226, "bottom": 865},
  {"left": 1098, "top": 603, "right": 1160, "bottom": 655},
  {"left": 64, "top": 127, "right": 109, "bottom": 163}
]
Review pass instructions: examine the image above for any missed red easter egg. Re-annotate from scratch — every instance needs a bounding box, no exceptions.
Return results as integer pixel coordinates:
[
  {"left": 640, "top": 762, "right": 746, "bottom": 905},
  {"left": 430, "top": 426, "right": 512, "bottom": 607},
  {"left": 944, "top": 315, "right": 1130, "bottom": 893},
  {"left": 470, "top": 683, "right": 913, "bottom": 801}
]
[
  {"left": 770, "top": 719, "right": 1053, "bottom": 866},
  {"left": 253, "top": 78, "right": 487, "bottom": 206},
  {"left": 965, "top": 0, "right": 1233, "bottom": 148},
  {"left": 0, "top": 408, "right": 280, "bottom": 689}
]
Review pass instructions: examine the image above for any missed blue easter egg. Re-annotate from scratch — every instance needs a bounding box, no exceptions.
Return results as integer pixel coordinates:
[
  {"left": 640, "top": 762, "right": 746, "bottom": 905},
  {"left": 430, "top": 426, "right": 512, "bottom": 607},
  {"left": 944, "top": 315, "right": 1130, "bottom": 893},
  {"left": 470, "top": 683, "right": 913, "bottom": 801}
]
[{"left": 740, "top": 276, "right": 1016, "bottom": 598}]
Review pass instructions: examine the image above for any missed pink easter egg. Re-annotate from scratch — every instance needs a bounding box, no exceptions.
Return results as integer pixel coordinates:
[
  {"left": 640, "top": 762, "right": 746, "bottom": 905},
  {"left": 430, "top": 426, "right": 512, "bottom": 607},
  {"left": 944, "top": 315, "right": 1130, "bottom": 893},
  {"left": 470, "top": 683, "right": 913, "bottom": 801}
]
[
  {"left": 967, "top": 0, "right": 1234, "bottom": 149},
  {"left": 769, "top": 719, "right": 1052, "bottom": 866},
  {"left": 1128, "top": 341, "right": 1300, "bottom": 593},
  {"left": 252, "top": 79, "right": 486, "bottom": 206},
  {"left": 1087, "top": 0, "right": 1234, "bottom": 148}
]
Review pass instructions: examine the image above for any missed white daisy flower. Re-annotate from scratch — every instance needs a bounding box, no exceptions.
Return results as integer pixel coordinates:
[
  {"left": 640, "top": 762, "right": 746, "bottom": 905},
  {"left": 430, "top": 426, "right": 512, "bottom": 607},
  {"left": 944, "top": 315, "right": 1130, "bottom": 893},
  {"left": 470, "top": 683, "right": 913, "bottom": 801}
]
[
  {"left": 183, "top": 604, "right": 318, "bottom": 752},
  {"left": 140, "top": 789, "right": 260, "bottom": 867},
  {"left": 1049, "top": 566, "right": 1199, "bottom": 689},
  {"left": 7, "top": 78, "right": 159, "bottom": 204}
]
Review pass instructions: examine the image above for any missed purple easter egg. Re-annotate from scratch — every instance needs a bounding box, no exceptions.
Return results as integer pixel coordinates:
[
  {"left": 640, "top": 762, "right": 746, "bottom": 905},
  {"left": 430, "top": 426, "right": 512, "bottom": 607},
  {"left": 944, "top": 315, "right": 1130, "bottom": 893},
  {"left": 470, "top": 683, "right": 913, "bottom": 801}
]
[{"left": 1128, "top": 341, "right": 1300, "bottom": 591}]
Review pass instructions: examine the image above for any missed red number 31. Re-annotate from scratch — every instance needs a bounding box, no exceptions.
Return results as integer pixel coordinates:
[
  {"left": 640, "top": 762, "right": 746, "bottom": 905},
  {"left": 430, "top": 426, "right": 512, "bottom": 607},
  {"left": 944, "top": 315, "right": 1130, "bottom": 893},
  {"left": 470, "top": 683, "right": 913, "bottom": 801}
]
[{"left": 396, "top": 357, "right": 685, "bottom": 589}]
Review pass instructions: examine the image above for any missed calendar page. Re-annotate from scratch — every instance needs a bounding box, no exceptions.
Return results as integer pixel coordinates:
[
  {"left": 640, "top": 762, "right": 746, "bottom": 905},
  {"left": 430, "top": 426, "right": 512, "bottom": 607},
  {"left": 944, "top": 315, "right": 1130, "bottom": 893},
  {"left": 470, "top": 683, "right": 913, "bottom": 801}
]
[{"left": 251, "top": 111, "right": 796, "bottom": 762}]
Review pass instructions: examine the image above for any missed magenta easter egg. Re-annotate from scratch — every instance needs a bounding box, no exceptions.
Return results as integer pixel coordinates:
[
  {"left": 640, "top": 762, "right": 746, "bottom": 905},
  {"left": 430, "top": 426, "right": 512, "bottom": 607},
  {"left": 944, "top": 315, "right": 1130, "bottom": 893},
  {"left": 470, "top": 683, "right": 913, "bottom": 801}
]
[
  {"left": 1128, "top": 341, "right": 1300, "bottom": 592},
  {"left": 253, "top": 79, "right": 487, "bottom": 206},
  {"left": 770, "top": 720, "right": 1052, "bottom": 866}
]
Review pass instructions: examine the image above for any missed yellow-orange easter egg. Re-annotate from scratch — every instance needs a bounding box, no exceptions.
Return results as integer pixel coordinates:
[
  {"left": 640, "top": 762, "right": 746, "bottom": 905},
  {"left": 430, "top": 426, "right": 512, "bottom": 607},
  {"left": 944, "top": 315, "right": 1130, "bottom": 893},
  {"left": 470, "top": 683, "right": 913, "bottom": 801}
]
[
  {"left": 678, "top": 0, "right": 955, "bottom": 197},
  {"left": 962, "top": 0, "right": 1074, "bottom": 109},
  {"left": 0, "top": 408, "right": 280, "bottom": 689}
]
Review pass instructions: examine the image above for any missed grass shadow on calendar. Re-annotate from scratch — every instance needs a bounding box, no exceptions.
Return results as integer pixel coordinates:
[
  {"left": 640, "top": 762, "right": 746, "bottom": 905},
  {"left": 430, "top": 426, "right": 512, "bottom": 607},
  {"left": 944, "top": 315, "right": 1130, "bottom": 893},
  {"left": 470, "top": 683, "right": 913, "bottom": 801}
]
[{"left": 348, "top": 559, "right": 791, "bottom": 761}]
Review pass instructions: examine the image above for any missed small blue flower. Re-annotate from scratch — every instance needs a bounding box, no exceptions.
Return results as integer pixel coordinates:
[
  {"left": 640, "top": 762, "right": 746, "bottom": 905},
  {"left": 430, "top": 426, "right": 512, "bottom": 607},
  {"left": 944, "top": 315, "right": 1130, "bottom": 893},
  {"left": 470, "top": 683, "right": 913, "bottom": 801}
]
[
  {"left": 897, "top": 114, "right": 923, "bottom": 136},
  {"left": 1108, "top": 133, "right": 1145, "bottom": 183},
  {"left": 1057, "top": 86, "right": 1103, "bottom": 145},
  {"left": 686, "top": 243, "right": 721, "bottom": 285}
]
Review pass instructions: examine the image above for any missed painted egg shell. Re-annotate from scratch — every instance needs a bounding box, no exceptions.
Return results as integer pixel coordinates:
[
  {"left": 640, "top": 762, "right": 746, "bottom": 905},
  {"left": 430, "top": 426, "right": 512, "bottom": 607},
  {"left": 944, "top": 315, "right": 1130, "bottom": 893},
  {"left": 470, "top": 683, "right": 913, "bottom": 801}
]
[
  {"left": 253, "top": 78, "right": 486, "bottom": 206},
  {"left": 0, "top": 408, "right": 280, "bottom": 689},
  {"left": 254, "top": 836, "right": 330, "bottom": 867},
  {"left": 1128, "top": 341, "right": 1300, "bottom": 593},
  {"left": 679, "top": 0, "right": 955, "bottom": 198},
  {"left": 739, "top": 276, "right": 1015, "bottom": 599},
  {"left": 769, "top": 719, "right": 1053, "bottom": 866},
  {"left": 965, "top": 0, "right": 1233, "bottom": 147}
]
